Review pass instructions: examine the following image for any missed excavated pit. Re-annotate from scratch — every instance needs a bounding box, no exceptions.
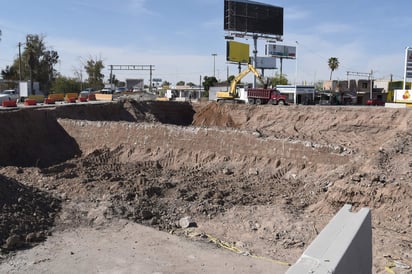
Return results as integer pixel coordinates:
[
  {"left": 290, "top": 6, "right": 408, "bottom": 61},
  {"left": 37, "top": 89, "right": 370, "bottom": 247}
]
[{"left": 0, "top": 99, "right": 411, "bottom": 273}]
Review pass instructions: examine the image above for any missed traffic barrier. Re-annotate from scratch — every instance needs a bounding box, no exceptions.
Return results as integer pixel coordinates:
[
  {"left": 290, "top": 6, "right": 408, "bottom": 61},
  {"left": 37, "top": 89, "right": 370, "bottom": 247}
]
[
  {"left": 66, "top": 97, "right": 76, "bottom": 103},
  {"left": 48, "top": 93, "right": 65, "bottom": 101},
  {"left": 24, "top": 99, "right": 37, "bottom": 106},
  {"left": 94, "top": 93, "right": 113, "bottom": 101},
  {"left": 2, "top": 100, "right": 17, "bottom": 107},
  {"left": 286, "top": 204, "right": 372, "bottom": 274},
  {"left": 27, "top": 95, "right": 45, "bottom": 103},
  {"left": 65, "top": 93, "right": 78, "bottom": 100},
  {"left": 88, "top": 94, "right": 96, "bottom": 101},
  {"left": 44, "top": 98, "right": 56, "bottom": 104}
]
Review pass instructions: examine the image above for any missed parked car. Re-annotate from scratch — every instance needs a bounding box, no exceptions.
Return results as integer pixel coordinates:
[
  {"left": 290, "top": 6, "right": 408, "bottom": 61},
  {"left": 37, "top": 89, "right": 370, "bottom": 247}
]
[
  {"left": 114, "top": 87, "right": 127, "bottom": 94},
  {"left": 366, "top": 98, "right": 385, "bottom": 106},
  {"left": 0, "top": 89, "right": 20, "bottom": 104},
  {"left": 79, "top": 90, "right": 92, "bottom": 98}
]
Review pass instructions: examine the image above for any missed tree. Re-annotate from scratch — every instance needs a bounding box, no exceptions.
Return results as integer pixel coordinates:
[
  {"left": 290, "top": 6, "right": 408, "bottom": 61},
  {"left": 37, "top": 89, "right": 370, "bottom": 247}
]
[
  {"left": 1, "top": 34, "right": 59, "bottom": 94},
  {"left": 51, "top": 75, "right": 81, "bottom": 93},
  {"left": 202, "top": 76, "right": 218, "bottom": 92},
  {"left": 314, "top": 81, "right": 323, "bottom": 91},
  {"left": 270, "top": 73, "right": 288, "bottom": 86},
  {"left": 328, "top": 57, "right": 339, "bottom": 80},
  {"left": 83, "top": 57, "right": 105, "bottom": 90},
  {"left": 1, "top": 66, "right": 19, "bottom": 81},
  {"left": 23, "top": 34, "right": 60, "bottom": 94},
  {"left": 176, "top": 80, "right": 185, "bottom": 86},
  {"left": 161, "top": 80, "right": 171, "bottom": 87},
  {"left": 1, "top": 66, "right": 19, "bottom": 89}
]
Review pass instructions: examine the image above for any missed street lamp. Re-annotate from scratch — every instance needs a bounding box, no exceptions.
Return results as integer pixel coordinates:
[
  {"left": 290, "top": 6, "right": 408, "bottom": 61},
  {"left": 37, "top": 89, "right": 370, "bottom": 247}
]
[{"left": 211, "top": 53, "right": 217, "bottom": 77}]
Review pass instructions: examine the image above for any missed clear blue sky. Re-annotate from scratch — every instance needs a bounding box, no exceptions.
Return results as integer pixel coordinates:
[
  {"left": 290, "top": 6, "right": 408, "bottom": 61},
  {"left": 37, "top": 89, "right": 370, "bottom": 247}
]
[{"left": 1, "top": 0, "right": 411, "bottom": 86}]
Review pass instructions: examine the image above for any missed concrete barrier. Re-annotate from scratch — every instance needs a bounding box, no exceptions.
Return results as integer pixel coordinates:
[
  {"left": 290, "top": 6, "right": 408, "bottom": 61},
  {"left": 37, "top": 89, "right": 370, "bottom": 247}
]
[
  {"left": 2, "top": 100, "right": 17, "bottom": 107},
  {"left": 94, "top": 93, "right": 113, "bottom": 101},
  {"left": 286, "top": 204, "right": 371, "bottom": 274},
  {"left": 27, "top": 95, "right": 45, "bottom": 103},
  {"left": 385, "top": 103, "right": 407, "bottom": 108},
  {"left": 24, "top": 99, "right": 37, "bottom": 106},
  {"left": 48, "top": 93, "right": 65, "bottom": 101},
  {"left": 44, "top": 98, "right": 56, "bottom": 104},
  {"left": 65, "top": 93, "right": 78, "bottom": 100}
]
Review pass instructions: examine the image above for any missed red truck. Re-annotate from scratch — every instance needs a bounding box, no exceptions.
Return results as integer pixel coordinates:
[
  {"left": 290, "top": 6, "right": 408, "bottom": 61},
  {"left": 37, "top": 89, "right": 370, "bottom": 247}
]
[{"left": 247, "top": 88, "right": 288, "bottom": 105}]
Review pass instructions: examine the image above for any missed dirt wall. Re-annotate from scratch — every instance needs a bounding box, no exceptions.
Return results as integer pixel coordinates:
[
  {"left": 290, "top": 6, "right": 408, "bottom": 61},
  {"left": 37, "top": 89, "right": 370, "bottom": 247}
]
[{"left": 0, "top": 100, "right": 410, "bottom": 273}]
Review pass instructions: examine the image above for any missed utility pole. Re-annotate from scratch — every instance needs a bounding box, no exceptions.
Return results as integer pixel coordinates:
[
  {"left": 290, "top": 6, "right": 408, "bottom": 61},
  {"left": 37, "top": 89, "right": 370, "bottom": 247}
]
[
  {"left": 211, "top": 53, "right": 217, "bottom": 77},
  {"left": 18, "top": 42, "right": 23, "bottom": 81},
  {"left": 369, "top": 70, "right": 373, "bottom": 100}
]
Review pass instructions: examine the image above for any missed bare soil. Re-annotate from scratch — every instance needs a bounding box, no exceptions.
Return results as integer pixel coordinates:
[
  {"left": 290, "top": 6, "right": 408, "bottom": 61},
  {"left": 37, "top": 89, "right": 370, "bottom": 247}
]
[{"left": 0, "top": 99, "right": 411, "bottom": 273}]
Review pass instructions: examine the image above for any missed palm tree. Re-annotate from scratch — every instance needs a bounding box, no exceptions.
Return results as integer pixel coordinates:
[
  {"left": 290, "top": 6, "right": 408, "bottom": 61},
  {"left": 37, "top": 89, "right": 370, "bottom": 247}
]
[{"left": 328, "top": 57, "right": 340, "bottom": 80}]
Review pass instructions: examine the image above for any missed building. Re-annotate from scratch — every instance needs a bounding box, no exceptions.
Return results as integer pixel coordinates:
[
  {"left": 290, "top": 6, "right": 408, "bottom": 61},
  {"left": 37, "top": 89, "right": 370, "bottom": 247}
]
[
  {"left": 166, "top": 85, "right": 205, "bottom": 101},
  {"left": 323, "top": 79, "right": 386, "bottom": 105},
  {"left": 276, "top": 85, "right": 315, "bottom": 105}
]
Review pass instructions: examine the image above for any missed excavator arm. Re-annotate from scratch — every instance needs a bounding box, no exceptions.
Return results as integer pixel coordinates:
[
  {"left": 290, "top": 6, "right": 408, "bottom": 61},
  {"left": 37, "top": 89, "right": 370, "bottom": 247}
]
[
  {"left": 228, "top": 63, "right": 265, "bottom": 96},
  {"left": 216, "top": 63, "right": 265, "bottom": 100}
]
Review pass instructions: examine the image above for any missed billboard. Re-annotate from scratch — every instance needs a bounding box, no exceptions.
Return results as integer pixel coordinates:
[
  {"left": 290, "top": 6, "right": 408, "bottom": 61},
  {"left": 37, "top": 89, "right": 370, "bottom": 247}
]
[
  {"left": 254, "top": 56, "right": 276, "bottom": 69},
  {"left": 224, "top": 0, "right": 283, "bottom": 36},
  {"left": 394, "top": 89, "right": 412, "bottom": 103},
  {"left": 226, "top": 41, "right": 250, "bottom": 63},
  {"left": 404, "top": 47, "right": 412, "bottom": 79},
  {"left": 265, "top": 44, "right": 296, "bottom": 59}
]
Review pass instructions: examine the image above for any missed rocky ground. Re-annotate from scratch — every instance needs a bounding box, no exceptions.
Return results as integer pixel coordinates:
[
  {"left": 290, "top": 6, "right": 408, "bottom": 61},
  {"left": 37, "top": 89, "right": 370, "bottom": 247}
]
[{"left": 0, "top": 99, "right": 411, "bottom": 273}]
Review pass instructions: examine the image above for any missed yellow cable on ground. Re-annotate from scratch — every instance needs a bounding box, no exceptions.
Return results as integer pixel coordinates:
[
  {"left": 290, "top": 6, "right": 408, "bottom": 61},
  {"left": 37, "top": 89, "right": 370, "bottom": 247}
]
[
  {"left": 385, "top": 257, "right": 396, "bottom": 274},
  {"left": 205, "top": 234, "right": 291, "bottom": 267}
]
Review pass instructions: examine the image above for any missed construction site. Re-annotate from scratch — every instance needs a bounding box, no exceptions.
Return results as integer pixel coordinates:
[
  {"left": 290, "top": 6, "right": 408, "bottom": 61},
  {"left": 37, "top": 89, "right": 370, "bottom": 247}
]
[{"left": 0, "top": 98, "right": 411, "bottom": 273}]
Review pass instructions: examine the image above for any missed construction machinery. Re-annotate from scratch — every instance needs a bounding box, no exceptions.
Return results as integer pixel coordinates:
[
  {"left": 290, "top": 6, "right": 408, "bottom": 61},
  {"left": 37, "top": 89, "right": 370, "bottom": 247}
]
[
  {"left": 216, "top": 63, "right": 266, "bottom": 102},
  {"left": 216, "top": 63, "right": 288, "bottom": 105}
]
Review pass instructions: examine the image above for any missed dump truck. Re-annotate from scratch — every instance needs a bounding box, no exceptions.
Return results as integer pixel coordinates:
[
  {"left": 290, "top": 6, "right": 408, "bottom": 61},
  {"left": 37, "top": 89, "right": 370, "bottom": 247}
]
[
  {"left": 216, "top": 63, "right": 287, "bottom": 105},
  {"left": 247, "top": 88, "right": 288, "bottom": 105}
]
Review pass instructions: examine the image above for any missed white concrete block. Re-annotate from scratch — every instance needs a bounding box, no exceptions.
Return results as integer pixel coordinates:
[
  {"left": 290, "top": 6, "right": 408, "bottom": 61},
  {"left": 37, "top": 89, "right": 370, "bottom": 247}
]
[{"left": 286, "top": 204, "right": 372, "bottom": 274}]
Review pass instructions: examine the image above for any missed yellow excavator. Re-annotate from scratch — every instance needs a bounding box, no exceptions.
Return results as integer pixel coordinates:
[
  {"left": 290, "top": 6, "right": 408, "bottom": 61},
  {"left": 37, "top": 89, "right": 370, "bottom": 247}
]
[{"left": 216, "top": 63, "right": 266, "bottom": 102}]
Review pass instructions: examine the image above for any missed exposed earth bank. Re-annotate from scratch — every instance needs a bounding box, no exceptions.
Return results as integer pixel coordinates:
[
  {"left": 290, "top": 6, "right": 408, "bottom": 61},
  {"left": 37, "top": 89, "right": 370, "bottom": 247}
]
[{"left": 0, "top": 99, "right": 411, "bottom": 273}]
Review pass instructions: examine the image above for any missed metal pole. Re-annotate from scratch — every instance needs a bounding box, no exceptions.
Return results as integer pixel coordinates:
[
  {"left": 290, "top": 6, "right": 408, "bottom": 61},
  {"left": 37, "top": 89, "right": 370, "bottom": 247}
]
[
  {"left": 199, "top": 75, "right": 202, "bottom": 99},
  {"left": 149, "top": 65, "right": 153, "bottom": 93},
  {"left": 253, "top": 35, "right": 258, "bottom": 88},
  {"left": 109, "top": 65, "right": 113, "bottom": 85},
  {"left": 18, "top": 42, "right": 22, "bottom": 81},
  {"left": 212, "top": 53, "right": 217, "bottom": 77},
  {"left": 369, "top": 70, "right": 373, "bottom": 100},
  {"left": 280, "top": 57, "right": 283, "bottom": 79},
  {"left": 404, "top": 47, "right": 410, "bottom": 90},
  {"left": 294, "top": 41, "right": 299, "bottom": 104}
]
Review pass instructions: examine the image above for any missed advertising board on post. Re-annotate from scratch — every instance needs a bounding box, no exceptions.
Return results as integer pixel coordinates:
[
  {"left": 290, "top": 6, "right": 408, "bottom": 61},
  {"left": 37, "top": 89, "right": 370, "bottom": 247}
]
[
  {"left": 404, "top": 46, "right": 412, "bottom": 87},
  {"left": 224, "top": 0, "right": 283, "bottom": 36},
  {"left": 265, "top": 44, "right": 296, "bottom": 59},
  {"left": 226, "top": 41, "right": 250, "bottom": 63},
  {"left": 253, "top": 56, "right": 277, "bottom": 69},
  {"left": 394, "top": 46, "right": 412, "bottom": 104}
]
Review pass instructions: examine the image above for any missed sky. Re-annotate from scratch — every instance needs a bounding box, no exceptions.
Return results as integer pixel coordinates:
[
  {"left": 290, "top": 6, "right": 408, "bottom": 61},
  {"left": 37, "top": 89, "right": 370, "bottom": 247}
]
[{"left": 1, "top": 0, "right": 412, "bottom": 87}]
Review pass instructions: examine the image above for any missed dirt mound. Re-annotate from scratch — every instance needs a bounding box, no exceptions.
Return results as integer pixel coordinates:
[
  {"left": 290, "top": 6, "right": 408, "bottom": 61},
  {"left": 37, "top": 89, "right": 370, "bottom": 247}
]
[
  {"left": 0, "top": 100, "right": 411, "bottom": 272},
  {"left": 0, "top": 173, "right": 61, "bottom": 251}
]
